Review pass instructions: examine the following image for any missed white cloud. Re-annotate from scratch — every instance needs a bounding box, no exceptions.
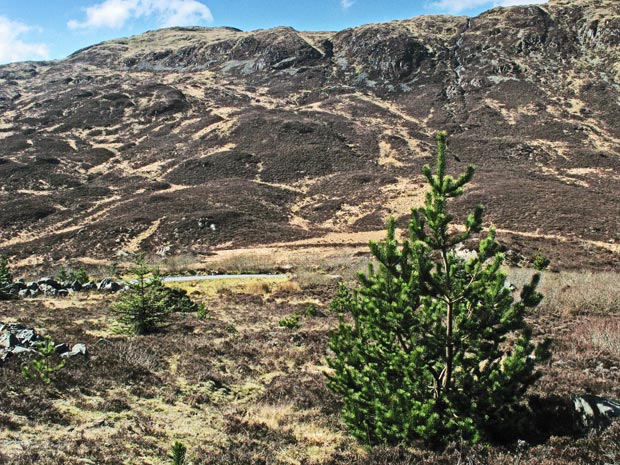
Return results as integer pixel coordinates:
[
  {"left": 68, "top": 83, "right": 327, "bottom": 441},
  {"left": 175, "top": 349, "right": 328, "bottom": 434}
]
[
  {"left": 68, "top": 0, "right": 213, "bottom": 30},
  {"left": 495, "top": 0, "right": 547, "bottom": 6},
  {"left": 429, "top": 0, "right": 547, "bottom": 13},
  {"left": 429, "top": 0, "right": 492, "bottom": 13},
  {"left": 0, "top": 16, "right": 49, "bottom": 64},
  {"left": 341, "top": 0, "right": 355, "bottom": 10}
]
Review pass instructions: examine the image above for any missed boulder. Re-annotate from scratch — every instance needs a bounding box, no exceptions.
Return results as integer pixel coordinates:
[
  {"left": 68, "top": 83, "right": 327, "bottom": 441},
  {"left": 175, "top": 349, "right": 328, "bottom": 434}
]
[
  {"left": 98, "top": 279, "right": 121, "bottom": 292},
  {"left": 11, "top": 346, "right": 36, "bottom": 355},
  {"left": 82, "top": 282, "right": 97, "bottom": 291},
  {"left": 54, "top": 343, "right": 70, "bottom": 354},
  {"left": 5, "top": 283, "right": 23, "bottom": 295},
  {"left": 572, "top": 394, "right": 620, "bottom": 432},
  {"left": 39, "top": 283, "right": 58, "bottom": 297},
  {"left": 38, "top": 277, "right": 60, "bottom": 289},
  {"left": 6, "top": 323, "right": 26, "bottom": 331},
  {"left": 15, "top": 328, "right": 42, "bottom": 345},
  {"left": 61, "top": 343, "right": 88, "bottom": 358},
  {"left": 18, "top": 289, "right": 31, "bottom": 298},
  {"left": 0, "top": 332, "right": 18, "bottom": 349}
]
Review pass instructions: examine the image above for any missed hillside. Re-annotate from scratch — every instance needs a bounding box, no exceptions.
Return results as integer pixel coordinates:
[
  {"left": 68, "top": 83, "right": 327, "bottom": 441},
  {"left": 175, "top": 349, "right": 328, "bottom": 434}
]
[{"left": 1, "top": 0, "right": 620, "bottom": 269}]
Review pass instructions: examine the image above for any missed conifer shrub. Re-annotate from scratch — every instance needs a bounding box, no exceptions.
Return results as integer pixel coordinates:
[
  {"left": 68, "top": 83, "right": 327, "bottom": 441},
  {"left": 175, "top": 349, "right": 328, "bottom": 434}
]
[
  {"left": 327, "top": 132, "right": 550, "bottom": 446},
  {"left": 0, "top": 255, "right": 12, "bottom": 287},
  {"left": 0, "top": 255, "right": 14, "bottom": 301},
  {"left": 109, "top": 258, "right": 202, "bottom": 335}
]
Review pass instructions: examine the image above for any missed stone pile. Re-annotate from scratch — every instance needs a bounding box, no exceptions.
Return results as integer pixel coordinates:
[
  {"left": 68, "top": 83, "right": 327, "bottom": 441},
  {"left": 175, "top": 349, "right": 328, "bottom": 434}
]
[
  {"left": 2, "top": 278, "right": 125, "bottom": 298},
  {"left": 0, "top": 322, "right": 87, "bottom": 364}
]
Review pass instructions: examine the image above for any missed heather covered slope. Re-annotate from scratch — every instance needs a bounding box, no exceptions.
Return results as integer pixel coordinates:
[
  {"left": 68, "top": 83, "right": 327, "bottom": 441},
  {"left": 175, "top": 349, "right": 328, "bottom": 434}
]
[{"left": 1, "top": 0, "right": 620, "bottom": 268}]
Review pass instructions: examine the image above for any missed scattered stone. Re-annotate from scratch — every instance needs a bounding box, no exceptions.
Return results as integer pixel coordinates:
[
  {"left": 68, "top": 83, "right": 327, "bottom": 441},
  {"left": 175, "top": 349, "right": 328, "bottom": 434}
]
[
  {"left": 13, "top": 277, "right": 121, "bottom": 298},
  {"left": 0, "top": 323, "right": 85, "bottom": 365}
]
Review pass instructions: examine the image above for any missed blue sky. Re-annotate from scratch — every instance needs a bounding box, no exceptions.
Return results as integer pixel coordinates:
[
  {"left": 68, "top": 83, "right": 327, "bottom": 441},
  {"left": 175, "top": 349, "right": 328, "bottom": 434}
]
[{"left": 0, "top": 0, "right": 547, "bottom": 65}]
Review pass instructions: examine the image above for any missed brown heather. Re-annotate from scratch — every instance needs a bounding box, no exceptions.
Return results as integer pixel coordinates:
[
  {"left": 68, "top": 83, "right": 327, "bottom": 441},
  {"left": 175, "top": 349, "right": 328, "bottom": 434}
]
[{"left": 0, "top": 265, "right": 619, "bottom": 464}]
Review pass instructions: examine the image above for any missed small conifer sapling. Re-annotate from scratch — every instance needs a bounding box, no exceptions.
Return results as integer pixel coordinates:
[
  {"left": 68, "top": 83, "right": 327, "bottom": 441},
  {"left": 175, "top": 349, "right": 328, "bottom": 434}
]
[{"left": 327, "top": 131, "right": 550, "bottom": 446}]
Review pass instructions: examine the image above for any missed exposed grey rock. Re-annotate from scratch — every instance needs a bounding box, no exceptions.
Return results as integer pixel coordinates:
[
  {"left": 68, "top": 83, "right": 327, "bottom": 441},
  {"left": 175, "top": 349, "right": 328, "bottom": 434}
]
[
  {"left": 61, "top": 343, "right": 88, "bottom": 358},
  {"left": 15, "top": 328, "right": 41, "bottom": 345},
  {"left": 70, "top": 280, "right": 82, "bottom": 292},
  {"left": 11, "top": 346, "right": 36, "bottom": 355},
  {"left": 572, "top": 394, "right": 620, "bottom": 432},
  {"left": 98, "top": 279, "right": 121, "bottom": 292},
  {"left": 0, "top": 332, "right": 18, "bottom": 348},
  {"left": 5, "top": 283, "right": 23, "bottom": 295},
  {"left": 39, "top": 283, "right": 58, "bottom": 297},
  {"left": 6, "top": 323, "right": 26, "bottom": 331},
  {"left": 38, "top": 277, "right": 60, "bottom": 289},
  {"left": 82, "top": 282, "right": 97, "bottom": 291},
  {"left": 18, "top": 289, "right": 31, "bottom": 298},
  {"left": 54, "top": 343, "right": 70, "bottom": 354},
  {"left": 1, "top": 322, "right": 86, "bottom": 364}
]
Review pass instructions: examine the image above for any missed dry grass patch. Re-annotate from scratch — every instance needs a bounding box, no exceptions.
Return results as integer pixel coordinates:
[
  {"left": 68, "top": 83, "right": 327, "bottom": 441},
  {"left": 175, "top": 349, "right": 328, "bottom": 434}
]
[{"left": 507, "top": 268, "right": 620, "bottom": 316}]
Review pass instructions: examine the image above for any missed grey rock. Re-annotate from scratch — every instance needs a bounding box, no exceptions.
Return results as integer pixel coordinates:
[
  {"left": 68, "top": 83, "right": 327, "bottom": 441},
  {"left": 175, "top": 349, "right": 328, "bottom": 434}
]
[
  {"left": 98, "top": 278, "right": 111, "bottom": 291},
  {"left": 18, "top": 289, "right": 31, "bottom": 298},
  {"left": 15, "top": 329, "right": 41, "bottom": 345},
  {"left": 26, "top": 282, "right": 39, "bottom": 291},
  {"left": 11, "top": 346, "right": 36, "bottom": 355},
  {"left": 39, "top": 284, "right": 58, "bottom": 297},
  {"left": 99, "top": 279, "right": 121, "bottom": 292},
  {"left": 0, "top": 332, "right": 18, "bottom": 349},
  {"left": 5, "top": 283, "right": 22, "bottom": 295},
  {"left": 54, "top": 343, "right": 70, "bottom": 354},
  {"left": 57, "top": 289, "right": 69, "bottom": 297},
  {"left": 572, "top": 394, "right": 620, "bottom": 431},
  {"left": 82, "top": 282, "right": 97, "bottom": 291},
  {"left": 70, "top": 280, "right": 82, "bottom": 292},
  {"left": 7, "top": 323, "right": 26, "bottom": 331},
  {"left": 71, "top": 343, "right": 87, "bottom": 355},
  {"left": 62, "top": 343, "right": 88, "bottom": 358},
  {"left": 38, "top": 277, "right": 60, "bottom": 289}
]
